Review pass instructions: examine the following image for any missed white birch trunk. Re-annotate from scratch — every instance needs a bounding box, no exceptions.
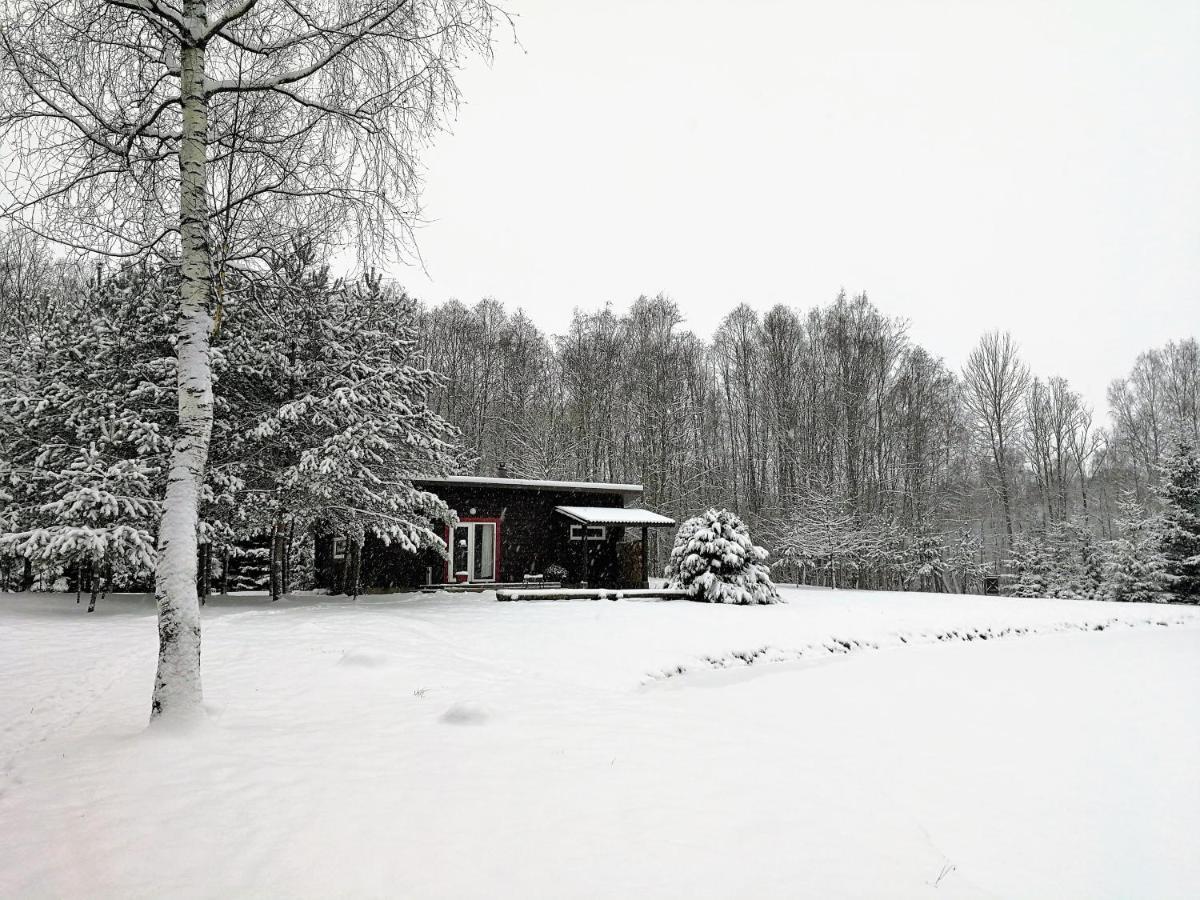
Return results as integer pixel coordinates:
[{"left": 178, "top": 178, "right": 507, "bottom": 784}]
[{"left": 151, "top": 12, "right": 212, "bottom": 723}]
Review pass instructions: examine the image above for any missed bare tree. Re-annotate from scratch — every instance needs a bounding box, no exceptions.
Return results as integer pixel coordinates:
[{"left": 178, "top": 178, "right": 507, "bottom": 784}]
[
  {"left": 1107, "top": 339, "right": 1200, "bottom": 495},
  {"left": 0, "top": 0, "right": 496, "bottom": 721},
  {"left": 961, "top": 331, "right": 1030, "bottom": 557}
]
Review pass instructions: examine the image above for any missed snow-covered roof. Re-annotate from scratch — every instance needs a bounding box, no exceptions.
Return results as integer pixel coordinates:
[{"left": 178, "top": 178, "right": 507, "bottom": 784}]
[
  {"left": 413, "top": 475, "right": 643, "bottom": 496},
  {"left": 555, "top": 506, "right": 676, "bottom": 527}
]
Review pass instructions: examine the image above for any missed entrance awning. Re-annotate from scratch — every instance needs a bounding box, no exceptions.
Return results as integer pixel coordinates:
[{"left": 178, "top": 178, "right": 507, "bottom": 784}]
[{"left": 555, "top": 506, "right": 676, "bottom": 527}]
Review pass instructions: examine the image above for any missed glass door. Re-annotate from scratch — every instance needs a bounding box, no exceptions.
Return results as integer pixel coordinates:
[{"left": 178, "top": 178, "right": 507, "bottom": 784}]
[
  {"left": 472, "top": 522, "right": 496, "bottom": 582},
  {"left": 451, "top": 522, "right": 497, "bottom": 582}
]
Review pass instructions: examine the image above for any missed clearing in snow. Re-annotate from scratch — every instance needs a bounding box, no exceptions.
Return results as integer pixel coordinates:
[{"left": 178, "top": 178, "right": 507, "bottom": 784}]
[{"left": 1, "top": 587, "right": 1198, "bottom": 899}]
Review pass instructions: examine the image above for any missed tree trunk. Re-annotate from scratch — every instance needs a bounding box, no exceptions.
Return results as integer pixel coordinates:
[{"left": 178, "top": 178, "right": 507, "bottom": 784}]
[
  {"left": 282, "top": 520, "right": 295, "bottom": 595},
  {"left": 151, "top": 20, "right": 213, "bottom": 724},
  {"left": 21, "top": 557, "right": 33, "bottom": 592},
  {"left": 349, "top": 540, "right": 362, "bottom": 600},
  {"left": 87, "top": 557, "right": 99, "bottom": 613},
  {"left": 270, "top": 522, "right": 285, "bottom": 602},
  {"left": 995, "top": 439, "right": 1015, "bottom": 559},
  {"left": 198, "top": 542, "right": 211, "bottom": 604},
  {"left": 76, "top": 557, "right": 83, "bottom": 604},
  {"left": 220, "top": 546, "right": 229, "bottom": 596}
]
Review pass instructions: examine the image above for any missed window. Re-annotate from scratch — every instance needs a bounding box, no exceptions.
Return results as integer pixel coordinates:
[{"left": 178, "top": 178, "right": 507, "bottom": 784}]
[
  {"left": 569, "top": 524, "right": 607, "bottom": 541},
  {"left": 332, "top": 537, "right": 347, "bottom": 560}
]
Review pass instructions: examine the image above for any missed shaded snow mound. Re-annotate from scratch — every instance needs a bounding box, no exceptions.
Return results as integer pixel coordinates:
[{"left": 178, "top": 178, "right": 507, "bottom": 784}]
[
  {"left": 337, "top": 649, "right": 392, "bottom": 668},
  {"left": 440, "top": 701, "right": 490, "bottom": 725}
]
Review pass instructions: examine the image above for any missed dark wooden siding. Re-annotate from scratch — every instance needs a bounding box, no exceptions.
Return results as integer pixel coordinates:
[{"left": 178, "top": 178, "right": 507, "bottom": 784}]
[{"left": 314, "top": 483, "right": 640, "bottom": 591}]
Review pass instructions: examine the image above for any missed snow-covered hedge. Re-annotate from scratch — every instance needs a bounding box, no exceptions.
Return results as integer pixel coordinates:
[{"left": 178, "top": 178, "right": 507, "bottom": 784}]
[{"left": 665, "top": 508, "right": 780, "bottom": 605}]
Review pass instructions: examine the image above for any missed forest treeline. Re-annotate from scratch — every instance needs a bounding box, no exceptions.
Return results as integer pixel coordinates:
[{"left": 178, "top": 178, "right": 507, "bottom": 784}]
[
  {"left": 2, "top": 231, "right": 1198, "bottom": 599},
  {"left": 416, "top": 292, "right": 1200, "bottom": 595}
]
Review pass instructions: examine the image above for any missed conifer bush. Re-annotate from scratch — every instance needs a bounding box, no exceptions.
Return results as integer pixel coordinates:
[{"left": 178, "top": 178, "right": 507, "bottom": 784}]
[{"left": 665, "top": 508, "right": 780, "bottom": 604}]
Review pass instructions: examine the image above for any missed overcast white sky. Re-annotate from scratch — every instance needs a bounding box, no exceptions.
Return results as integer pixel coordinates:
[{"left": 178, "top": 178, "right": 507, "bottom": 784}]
[{"left": 392, "top": 0, "right": 1200, "bottom": 414}]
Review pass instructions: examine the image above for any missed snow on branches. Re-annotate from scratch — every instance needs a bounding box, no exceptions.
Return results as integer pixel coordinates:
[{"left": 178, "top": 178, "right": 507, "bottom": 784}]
[
  {"left": 665, "top": 508, "right": 780, "bottom": 605},
  {"left": 768, "top": 490, "right": 984, "bottom": 593},
  {"left": 0, "top": 252, "right": 464, "bottom": 600},
  {"left": 220, "top": 257, "right": 462, "bottom": 572},
  {"left": 0, "top": 270, "right": 171, "bottom": 600},
  {"left": 1159, "top": 439, "right": 1200, "bottom": 603}
]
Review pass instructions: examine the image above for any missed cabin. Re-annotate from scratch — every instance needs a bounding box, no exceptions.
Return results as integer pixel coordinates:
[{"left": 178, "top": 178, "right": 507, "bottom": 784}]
[{"left": 314, "top": 475, "right": 677, "bottom": 593}]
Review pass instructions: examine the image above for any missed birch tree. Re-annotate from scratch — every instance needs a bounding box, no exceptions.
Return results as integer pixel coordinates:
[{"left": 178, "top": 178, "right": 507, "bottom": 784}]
[
  {"left": 0, "top": 0, "right": 496, "bottom": 721},
  {"left": 962, "top": 331, "right": 1030, "bottom": 556}
]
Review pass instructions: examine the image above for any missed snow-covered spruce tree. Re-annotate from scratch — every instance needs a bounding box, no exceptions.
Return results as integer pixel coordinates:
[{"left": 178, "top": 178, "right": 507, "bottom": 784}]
[
  {"left": 1050, "top": 519, "right": 1103, "bottom": 600},
  {"left": 0, "top": 266, "right": 250, "bottom": 600},
  {"left": 1010, "top": 519, "right": 1102, "bottom": 600},
  {"left": 1009, "top": 530, "right": 1050, "bottom": 598},
  {"left": 666, "top": 508, "right": 779, "bottom": 604},
  {"left": 0, "top": 447, "right": 159, "bottom": 611},
  {"left": 0, "top": 270, "right": 172, "bottom": 601},
  {"left": 905, "top": 528, "right": 950, "bottom": 593},
  {"left": 1159, "top": 440, "right": 1200, "bottom": 603},
  {"left": 1100, "top": 495, "right": 1167, "bottom": 603},
  {"left": 946, "top": 527, "right": 985, "bottom": 594}
]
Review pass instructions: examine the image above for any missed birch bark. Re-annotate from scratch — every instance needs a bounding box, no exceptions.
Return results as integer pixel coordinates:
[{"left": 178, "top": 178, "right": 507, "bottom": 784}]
[{"left": 151, "top": 3, "right": 213, "bottom": 722}]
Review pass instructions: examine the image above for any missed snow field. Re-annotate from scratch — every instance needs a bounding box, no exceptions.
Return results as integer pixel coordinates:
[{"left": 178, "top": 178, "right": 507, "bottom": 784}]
[{"left": 1, "top": 587, "right": 1198, "bottom": 898}]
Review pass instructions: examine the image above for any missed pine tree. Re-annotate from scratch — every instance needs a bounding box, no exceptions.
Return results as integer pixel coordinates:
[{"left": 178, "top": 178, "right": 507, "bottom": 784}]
[
  {"left": 1159, "top": 440, "right": 1200, "bottom": 603},
  {"left": 0, "top": 270, "right": 171, "bottom": 600},
  {"left": 0, "top": 446, "right": 159, "bottom": 610},
  {"left": 666, "top": 508, "right": 779, "bottom": 604},
  {"left": 222, "top": 252, "right": 462, "bottom": 574},
  {"left": 946, "top": 527, "right": 985, "bottom": 594},
  {"left": 905, "top": 528, "right": 949, "bottom": 592},
  {"left": 1009, "top": 519, "right": 1103, "bottom": 600},
  {"left": 1100, "top": 496, "right": 1167, "bottom": 603},
  {"left": 1009, "top": 530, "right": 1050, "bottom": 598}
]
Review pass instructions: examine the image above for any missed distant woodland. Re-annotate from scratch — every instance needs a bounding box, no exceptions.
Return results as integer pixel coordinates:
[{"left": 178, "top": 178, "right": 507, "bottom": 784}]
[
  {"left": 2, "top": 232, "right": 1197, "bottom": 598},
  {"left": 416, "top": 292, "right": 1199, "bottom": 590}
]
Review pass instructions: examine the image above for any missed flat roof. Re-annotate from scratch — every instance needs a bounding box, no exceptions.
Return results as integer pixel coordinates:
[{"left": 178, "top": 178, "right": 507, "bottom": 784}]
[
  {"left": 412, "top": 475, "right": 643, "bottom": 496},
  {"left": 555, "top": 506, "right": 676, "bottom": 527}
]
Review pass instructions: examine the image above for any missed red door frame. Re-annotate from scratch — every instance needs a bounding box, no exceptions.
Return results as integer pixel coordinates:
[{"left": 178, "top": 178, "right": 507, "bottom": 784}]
[{"left": 444, "top": 517, "right": 502, "bottom": 583}]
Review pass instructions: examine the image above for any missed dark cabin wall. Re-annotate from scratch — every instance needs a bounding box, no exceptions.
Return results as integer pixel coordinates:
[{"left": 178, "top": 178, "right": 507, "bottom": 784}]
[
  {"left": 429, "top": 484, "right": 627, "bottom": 587},
  {"left": 314, "top": 483, "right": 637, "bottom": 591}
]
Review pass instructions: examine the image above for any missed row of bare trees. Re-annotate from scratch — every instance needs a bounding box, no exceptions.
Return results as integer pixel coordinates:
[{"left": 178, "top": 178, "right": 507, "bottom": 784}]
[
  {"left": 416, "top": 293, "right": 1199, "bottom": 579},
  {"left": 1107, "top": 340, "right": 1200, "bottom": 495}
]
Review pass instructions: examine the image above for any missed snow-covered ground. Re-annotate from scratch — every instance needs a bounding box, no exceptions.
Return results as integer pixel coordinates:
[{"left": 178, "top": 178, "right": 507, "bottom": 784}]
[{"left": 2, "top": 587, "right": 1198, "bottom": 899}]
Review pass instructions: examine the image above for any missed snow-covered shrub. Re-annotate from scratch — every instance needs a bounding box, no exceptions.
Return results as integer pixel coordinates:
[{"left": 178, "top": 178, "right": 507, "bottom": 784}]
[
  {"left": 665, "top": 508, "right": 779, "bottom": 604},
  {"left": 543, "top": 563, "right": 568, "bottom": 583}
]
